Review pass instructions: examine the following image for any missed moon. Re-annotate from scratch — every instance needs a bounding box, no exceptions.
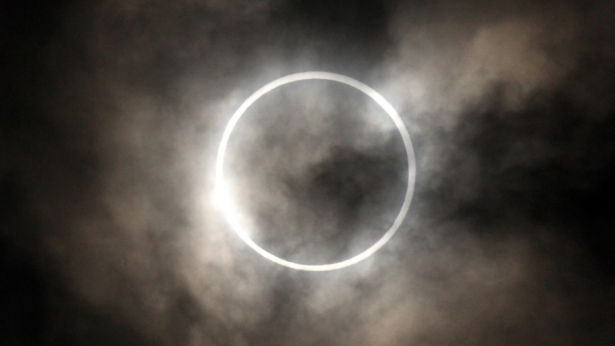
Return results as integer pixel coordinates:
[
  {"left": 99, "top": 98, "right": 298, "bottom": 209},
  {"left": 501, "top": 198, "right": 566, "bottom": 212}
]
[{"left": 215, "top": 72, "right": 416, "bottom": 271}]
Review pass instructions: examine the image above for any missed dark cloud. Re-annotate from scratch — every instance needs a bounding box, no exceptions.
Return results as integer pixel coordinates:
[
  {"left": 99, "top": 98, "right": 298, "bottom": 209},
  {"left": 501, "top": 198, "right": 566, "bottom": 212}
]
[{"left": 2, "top": 0, "right": 615, "bottom": 345}]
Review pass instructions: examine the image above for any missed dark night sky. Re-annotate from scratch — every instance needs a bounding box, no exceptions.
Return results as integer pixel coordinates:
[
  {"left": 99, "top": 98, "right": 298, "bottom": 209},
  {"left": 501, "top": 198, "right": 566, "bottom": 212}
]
[{"left": 2, "top": 0, "right": 615, "bottom": 345}]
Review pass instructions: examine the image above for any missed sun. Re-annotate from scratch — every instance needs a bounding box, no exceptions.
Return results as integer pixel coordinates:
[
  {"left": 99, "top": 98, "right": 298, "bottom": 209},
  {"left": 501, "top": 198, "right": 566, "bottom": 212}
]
[{"left": 215, "top": 72, "right": 416, "bottom": 271}]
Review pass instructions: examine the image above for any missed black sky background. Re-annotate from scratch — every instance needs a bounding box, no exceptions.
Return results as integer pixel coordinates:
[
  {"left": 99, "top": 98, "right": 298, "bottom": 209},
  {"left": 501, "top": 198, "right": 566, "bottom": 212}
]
[{"left": 2, "top": 0, "right": 615, "bottom": 345}]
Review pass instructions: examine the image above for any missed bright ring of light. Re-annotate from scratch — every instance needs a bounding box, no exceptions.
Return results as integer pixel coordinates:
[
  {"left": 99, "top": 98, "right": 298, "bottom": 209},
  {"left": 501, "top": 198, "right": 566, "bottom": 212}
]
[{"left": 215, "top": 72, "right": 416, "bottom": 271}]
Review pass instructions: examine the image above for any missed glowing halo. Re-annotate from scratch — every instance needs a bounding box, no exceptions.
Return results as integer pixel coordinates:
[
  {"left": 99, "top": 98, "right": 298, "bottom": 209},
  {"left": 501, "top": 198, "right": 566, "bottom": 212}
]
[{"left": 215, "top": 71, "right": 416, "bottom": 271}]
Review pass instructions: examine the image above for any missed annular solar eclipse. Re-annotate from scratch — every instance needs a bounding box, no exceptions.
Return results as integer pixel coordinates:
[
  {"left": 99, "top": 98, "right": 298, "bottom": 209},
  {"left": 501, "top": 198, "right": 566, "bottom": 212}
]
[{"left": 216, "top": 72, "right": 416, "bottom": 271}]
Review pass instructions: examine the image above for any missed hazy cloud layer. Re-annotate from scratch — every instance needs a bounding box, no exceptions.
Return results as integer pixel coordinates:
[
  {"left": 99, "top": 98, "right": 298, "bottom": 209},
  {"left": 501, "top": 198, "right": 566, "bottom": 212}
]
[{"left": 2, "top": 0, "right": 614, "bottom": 345}]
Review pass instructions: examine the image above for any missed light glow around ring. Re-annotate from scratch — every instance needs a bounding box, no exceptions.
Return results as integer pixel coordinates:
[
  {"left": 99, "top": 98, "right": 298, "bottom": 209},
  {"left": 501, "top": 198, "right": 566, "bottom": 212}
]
[{"left": 215, "top": 72, "right": 416, "bottom": 271}]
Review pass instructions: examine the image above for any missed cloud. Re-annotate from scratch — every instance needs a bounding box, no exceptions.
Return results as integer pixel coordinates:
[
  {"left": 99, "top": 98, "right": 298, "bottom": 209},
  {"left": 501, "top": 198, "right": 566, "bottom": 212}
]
[{"left": 2, "top": 0, "right": 614, "bottom": 345}]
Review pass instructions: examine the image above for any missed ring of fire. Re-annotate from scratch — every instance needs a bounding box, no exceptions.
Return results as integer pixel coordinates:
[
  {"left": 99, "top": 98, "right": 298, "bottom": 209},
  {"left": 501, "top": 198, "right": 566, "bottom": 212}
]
[{"left": 215, "top": 72, "right": 416, "bottom": 271}]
